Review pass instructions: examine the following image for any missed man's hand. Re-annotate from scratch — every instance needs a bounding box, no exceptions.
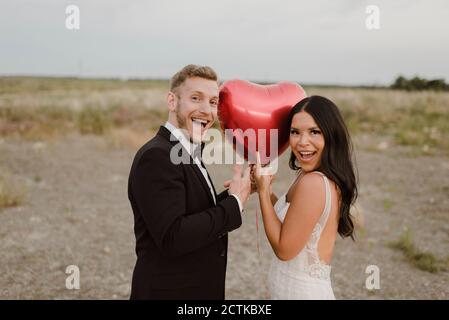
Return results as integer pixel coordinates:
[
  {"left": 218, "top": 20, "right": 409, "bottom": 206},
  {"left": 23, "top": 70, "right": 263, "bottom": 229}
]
[
  {"left": 223, "top": 164, "right": 252, "bottom": 207},
  {"left": 225, "top": 167, "right": 257, "bottom": 194}
]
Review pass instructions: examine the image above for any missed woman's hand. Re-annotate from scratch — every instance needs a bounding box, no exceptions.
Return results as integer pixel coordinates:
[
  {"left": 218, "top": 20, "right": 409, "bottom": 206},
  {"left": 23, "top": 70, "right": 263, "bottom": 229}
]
[
  {"left": 253, "top": 152, "right": 275, "bottom": 196},
  {"left": 226, "top": 165, "right": 267, "bottom": 195},
  {"left": 249, "top": 165, "right": 258, "bottom": 194}
]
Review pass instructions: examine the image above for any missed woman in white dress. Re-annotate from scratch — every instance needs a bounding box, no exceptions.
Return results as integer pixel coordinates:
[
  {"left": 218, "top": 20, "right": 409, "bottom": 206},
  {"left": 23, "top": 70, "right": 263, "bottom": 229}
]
[{"left": 252, "top": 95, "right": 358, "bottom": 300}]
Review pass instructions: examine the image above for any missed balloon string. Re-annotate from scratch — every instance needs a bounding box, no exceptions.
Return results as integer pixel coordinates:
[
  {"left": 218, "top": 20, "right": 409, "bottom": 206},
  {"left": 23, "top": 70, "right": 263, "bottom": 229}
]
[
  {"left": 256, "top": 207, "right": 260, "bottom": 257},
  {"left": 256, "top": 206, "right": 270, "bottom": 300}
]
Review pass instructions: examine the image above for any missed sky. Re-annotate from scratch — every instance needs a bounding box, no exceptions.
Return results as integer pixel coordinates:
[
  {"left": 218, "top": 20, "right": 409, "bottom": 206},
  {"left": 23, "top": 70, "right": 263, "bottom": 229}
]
[{"left": 1, "top": 0, "right": 448, "bottom": 85}]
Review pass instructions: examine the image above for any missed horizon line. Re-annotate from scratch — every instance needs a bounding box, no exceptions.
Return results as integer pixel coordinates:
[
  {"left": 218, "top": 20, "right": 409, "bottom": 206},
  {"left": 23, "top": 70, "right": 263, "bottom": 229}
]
[{"left": 0, "top": 73, "right": 396, "bottom": 89}]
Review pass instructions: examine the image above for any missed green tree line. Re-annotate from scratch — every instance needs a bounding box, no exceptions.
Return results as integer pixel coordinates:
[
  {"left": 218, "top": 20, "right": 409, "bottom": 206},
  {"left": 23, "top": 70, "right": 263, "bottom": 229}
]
[{"left": 391, "top": 76, "right": 449, "bottom": 91}]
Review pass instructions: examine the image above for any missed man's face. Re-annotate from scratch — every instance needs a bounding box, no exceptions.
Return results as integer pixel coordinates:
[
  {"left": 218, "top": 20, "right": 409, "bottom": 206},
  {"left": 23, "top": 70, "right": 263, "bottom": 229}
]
[{"left": 168, "top": 77, "right": 219, "bottom": 143}]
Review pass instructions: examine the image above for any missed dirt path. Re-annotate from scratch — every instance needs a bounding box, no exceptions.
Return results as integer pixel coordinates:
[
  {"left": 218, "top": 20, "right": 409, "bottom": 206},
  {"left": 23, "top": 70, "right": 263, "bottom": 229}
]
[{"left": 0, "top": 134, "right": 448, "bottom": 299}]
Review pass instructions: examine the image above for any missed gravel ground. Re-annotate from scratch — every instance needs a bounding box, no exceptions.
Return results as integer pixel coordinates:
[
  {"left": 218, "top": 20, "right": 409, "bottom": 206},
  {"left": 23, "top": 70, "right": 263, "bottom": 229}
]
[{"left": 0, "top": 133, "right": 448, "bottom": 299}]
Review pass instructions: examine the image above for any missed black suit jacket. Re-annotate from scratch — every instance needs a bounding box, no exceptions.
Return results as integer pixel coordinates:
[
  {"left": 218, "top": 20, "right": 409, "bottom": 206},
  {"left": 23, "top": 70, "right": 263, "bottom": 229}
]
[{"left": 128, "top": 126, "right": 242, "bottom": 299}]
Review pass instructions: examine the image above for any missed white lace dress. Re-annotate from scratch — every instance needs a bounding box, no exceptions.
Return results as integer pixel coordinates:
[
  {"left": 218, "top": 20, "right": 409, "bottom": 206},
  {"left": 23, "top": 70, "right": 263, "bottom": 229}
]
[{"left": 267, "top": 172, "right": 336, "bottom": 300}]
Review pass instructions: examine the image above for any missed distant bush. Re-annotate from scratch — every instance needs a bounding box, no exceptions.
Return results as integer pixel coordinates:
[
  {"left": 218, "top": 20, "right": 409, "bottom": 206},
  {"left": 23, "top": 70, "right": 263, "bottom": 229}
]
[
  {"left": 391, "top": 76, "right": 449, "bottom": 91},
  {"left": 77, "top": 106, "right": 112, "bottom": 135}
]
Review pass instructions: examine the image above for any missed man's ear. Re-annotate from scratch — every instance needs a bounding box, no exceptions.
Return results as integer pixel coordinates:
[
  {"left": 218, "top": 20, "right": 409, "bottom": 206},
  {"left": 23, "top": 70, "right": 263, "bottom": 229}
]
[{"left": 167, "top": 91, "right": 177, "bottom": 112}]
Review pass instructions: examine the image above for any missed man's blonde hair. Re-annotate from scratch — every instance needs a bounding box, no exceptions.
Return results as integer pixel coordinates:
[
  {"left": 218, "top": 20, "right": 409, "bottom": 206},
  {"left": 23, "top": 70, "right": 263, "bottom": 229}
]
[{"left": 170, "top": 64, "right": 218, "bottom": 93}]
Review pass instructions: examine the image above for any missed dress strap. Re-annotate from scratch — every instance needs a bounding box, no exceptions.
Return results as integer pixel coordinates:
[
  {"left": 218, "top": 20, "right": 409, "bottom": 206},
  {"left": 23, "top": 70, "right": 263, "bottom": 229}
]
[{"left": 312, "top": 171, "right": 332, "bottom": 233}]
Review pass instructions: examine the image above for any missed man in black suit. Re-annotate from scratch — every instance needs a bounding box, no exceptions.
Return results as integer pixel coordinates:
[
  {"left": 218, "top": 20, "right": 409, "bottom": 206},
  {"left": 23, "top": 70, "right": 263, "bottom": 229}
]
[{"left": 128, "top": 65, "right": 252, "bottom": 299}]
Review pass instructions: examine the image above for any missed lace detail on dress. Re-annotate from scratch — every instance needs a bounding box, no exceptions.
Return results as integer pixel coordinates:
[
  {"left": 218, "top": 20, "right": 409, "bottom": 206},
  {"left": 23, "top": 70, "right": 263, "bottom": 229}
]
[{"left": 303, "top": 225, "right": 332, "bottom": 280}]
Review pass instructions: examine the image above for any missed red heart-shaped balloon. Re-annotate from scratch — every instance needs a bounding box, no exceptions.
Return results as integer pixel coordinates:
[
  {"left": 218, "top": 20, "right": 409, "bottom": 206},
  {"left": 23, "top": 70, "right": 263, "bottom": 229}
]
[{"left": 218, "top": 80, "right": 306, "bottom": 164}]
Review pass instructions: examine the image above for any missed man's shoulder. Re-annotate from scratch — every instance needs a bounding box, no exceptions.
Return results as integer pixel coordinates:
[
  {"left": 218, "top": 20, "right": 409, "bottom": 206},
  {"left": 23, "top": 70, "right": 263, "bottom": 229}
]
[
  {"left": 140, "top": 133, "right": 171, "bottom": 153},
  {"left": 133, "top": 132, "right": 172, "bottom": 164},
  {"left": 128, "top": 131, "right": 180, "bottom": 195}
]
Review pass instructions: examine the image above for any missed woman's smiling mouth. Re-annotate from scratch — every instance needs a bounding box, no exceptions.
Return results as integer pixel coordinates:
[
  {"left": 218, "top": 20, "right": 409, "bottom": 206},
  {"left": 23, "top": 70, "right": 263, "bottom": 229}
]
[{"left": 298, "top": 150, "right": 317, "bottom": 162}]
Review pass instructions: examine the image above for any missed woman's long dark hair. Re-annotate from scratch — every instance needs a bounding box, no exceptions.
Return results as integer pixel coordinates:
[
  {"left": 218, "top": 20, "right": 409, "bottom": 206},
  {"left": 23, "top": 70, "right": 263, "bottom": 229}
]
[{"left": 287, "top": 95, "right": 358, "bottom": 240}]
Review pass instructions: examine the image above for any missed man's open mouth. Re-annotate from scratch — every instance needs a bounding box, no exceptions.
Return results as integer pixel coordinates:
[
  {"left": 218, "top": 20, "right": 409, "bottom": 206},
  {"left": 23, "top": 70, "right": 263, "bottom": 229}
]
[{"left": 192, "top": 118, "right": 209, "bottom": 129}]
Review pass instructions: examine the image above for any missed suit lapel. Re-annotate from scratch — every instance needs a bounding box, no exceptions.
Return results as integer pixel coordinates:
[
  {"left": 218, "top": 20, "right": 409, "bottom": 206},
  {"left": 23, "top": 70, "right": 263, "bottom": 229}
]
[
  {"left": 199, "top": 141, "right": 218, "bottom": 198},
  {"left": 157, "top": 126, "right": 216, "bottom": 206},
  {"left": 190, "top": 163, "right": 216, "bottom": 205},
  {"left": 203, "top": 163, "right": 218, "bottom": 197}
]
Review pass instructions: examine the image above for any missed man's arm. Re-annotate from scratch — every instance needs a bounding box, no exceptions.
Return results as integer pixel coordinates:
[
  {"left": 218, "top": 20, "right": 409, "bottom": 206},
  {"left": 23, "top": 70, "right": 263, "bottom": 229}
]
[
  {"left": 216, "top": 190, "right": 243, "bottom": 213},
  {"left": 131, "top": 147, "right": 241, "bottom": 258},
  {"left": 216, "top": 190, "right": 230, "bottom": 203}
]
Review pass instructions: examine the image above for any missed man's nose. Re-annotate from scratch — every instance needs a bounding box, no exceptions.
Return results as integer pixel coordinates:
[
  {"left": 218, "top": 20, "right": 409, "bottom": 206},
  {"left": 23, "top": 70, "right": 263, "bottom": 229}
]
[{"left": 198, "top": 101, "right": 212, "bottom": 114}]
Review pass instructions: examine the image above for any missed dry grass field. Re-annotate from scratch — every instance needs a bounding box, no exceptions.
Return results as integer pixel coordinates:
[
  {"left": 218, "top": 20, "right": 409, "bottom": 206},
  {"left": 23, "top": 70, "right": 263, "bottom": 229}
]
[{"left": 0, "top": 77, "right": 448, "bottom": 299}]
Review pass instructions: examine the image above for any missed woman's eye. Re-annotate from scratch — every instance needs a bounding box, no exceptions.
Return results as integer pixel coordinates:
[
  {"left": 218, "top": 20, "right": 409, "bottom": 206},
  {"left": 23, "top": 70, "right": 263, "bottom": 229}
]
[
  {"left": 192, "top": 96, "right": 200, "bottom": 101},
  {"left": 210, "top": 100, "right": 218, "bottom": 106},
  {"left": 290, "top": 130, "right": 298, "bottom": 135},
  {"left": 311, "top": 130, "right": 321, "bottom": 135}
]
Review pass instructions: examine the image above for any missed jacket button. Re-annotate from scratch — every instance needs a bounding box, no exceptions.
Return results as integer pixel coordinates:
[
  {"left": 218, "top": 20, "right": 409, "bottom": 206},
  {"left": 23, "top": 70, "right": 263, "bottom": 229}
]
[{"left": 220, "top": 250, "right": 226, "bottom": 257}]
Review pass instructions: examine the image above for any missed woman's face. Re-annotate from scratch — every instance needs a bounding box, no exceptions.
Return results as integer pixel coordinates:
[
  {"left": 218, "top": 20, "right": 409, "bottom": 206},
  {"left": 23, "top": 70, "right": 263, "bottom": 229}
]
[{"left": 289, "top": 110, "right": 325, "bottom": 172}]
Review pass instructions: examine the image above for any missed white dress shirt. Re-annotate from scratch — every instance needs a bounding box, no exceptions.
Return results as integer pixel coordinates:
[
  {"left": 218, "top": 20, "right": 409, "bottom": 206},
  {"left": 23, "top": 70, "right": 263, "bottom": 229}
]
[{"left": 164, "top": 122, "right": 243, "bottom": 213}]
